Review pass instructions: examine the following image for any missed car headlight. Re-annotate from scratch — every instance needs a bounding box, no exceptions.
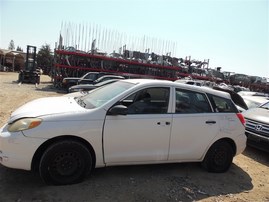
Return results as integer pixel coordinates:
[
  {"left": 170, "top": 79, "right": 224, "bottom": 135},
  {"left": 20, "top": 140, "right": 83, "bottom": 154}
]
[{"left": 8, "top": 118, "right": 42, "bottom": 132}]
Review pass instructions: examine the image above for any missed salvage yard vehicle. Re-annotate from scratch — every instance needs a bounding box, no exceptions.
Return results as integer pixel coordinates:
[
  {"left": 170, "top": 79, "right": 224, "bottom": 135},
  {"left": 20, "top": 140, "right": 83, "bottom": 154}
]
[
  {"left": 0, "top": 79, "right": 246, "bottom": 185},
  {"left": 62, "top": 71, "right": 110, "bottom": 89},
  {"left": 241, "top": 95, "right": 269, "bottom": 109},
  {"left": 242, "top": 101, "right": 269, "bottom": 152},
  {"left": 18, "top": 45, "right": 40, "bottom": 85},
  {"left": 77, "top": 75, "right": 124, "bottom": 85},
  {"left": 68, "top": 77, "right": 124, "bottom": 93}
]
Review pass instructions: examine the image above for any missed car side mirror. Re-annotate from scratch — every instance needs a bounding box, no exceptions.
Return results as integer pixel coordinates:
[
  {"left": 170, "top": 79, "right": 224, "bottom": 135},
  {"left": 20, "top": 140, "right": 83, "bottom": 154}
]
[{"left": 108, "top": 105, "right": 128, "bottom": 115}]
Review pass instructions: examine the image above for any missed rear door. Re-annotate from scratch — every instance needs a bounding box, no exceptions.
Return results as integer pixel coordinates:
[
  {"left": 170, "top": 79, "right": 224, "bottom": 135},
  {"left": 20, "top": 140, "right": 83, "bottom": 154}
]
[
  {"left": 169, "top": 88, "right": 220, "bottom": 160},
  {"left": 207, "top": 94, "right": 241, "bottom": 133}
]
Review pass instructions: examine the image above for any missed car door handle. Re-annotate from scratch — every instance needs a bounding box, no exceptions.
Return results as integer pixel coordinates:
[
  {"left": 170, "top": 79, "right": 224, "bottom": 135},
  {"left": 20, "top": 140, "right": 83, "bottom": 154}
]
[
  {"left": 206, "top": 121, "right": 216, "bottom": 124},
  {"left": 157, "top": 122, "right": 170, "bottom": 126}
]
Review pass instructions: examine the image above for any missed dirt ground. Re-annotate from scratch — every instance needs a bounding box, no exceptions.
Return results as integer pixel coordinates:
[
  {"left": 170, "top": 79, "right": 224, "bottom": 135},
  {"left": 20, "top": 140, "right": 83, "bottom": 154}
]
[{"left": 0, "top": 72, "right": 268, "bottom": 202}]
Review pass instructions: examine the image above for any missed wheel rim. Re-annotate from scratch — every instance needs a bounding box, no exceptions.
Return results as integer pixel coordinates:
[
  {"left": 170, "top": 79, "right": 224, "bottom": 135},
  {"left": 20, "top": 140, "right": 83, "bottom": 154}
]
[
  {"left": 50, "top": 151, "right": 83, "bottom": 177},
  {"left": 213, "top": 147, "right": 228, "bottom": 166}
]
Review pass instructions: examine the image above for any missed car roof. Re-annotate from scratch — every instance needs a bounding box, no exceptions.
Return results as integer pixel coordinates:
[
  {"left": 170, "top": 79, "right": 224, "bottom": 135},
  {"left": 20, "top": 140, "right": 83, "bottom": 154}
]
[
  {"left": 121, "top": 79, "right": 231, "bottom": 99},
  {"left": 175, "top": 79, "right": 203, "bottom": 83},
  {"left": 95, "top": 79, "right": 122, "bottom": 86},
  {"left": 98, "top": 75, "right": 124, "bottom": 78},
  {"left": 94, "top": 75, "right": 125, "bottom": 81}
]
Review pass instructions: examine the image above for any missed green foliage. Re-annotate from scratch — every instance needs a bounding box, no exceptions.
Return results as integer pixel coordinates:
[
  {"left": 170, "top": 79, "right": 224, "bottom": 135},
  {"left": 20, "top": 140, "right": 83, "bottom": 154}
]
[
  {"left": 37, "top": 44, "right": 53, "bottom": 71},
  {"left": 8, "top": 40, "right": 15, "bottom": 50},
  {"left": 16, "top": 46, "right": 23, "bottom": 51}
]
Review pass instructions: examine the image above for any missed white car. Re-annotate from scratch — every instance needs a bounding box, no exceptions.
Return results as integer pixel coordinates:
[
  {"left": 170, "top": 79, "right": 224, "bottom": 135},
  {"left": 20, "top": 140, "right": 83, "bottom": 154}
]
[
  {"left": 0, "top": 79, "right": 246, "bottom": 185},
  {"left": 241, "top": 95, "right": 269, "bottom": 109}
]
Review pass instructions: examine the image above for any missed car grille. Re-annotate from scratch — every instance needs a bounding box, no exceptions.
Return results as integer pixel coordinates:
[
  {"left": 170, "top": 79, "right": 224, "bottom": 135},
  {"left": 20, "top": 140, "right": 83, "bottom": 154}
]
[{"left": 245, "top": 118, "right": 269, "bottom": 138}]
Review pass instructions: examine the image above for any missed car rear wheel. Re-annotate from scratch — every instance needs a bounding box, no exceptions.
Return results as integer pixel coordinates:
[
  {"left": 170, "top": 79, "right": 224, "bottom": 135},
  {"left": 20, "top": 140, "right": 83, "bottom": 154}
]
[
  {"left": 202, "top": 141, "right": 234, "bottom": 173},
  {"left": 39, "top": 140, "right": 92, "bottom": 185}
]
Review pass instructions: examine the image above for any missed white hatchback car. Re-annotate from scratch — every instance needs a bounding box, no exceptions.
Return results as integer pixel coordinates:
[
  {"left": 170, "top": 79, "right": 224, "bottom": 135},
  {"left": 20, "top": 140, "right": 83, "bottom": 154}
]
[{"left": 0, "top": 79, "right": 246, "bottom": 185}]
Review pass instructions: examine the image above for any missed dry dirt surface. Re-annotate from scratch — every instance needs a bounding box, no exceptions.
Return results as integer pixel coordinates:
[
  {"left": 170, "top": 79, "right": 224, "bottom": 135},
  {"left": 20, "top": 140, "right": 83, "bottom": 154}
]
[{"left": 0, "top": 72, "right": 268, "bottom": 202}]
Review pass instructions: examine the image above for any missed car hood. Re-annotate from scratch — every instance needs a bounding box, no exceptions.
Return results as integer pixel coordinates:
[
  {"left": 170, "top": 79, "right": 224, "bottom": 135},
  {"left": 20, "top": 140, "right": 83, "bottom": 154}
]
[
  {"left": 242, "top": 107, "right": 269, "bottom": 123},
  {"left": 9, "top": 97, "right": 84, "bottom": 123}
]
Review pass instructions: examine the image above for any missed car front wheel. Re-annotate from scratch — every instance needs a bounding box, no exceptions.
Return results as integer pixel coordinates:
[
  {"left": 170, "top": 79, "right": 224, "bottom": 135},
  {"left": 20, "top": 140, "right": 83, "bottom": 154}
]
[
  {"left": 202, "top": 141, "right": 234, "bottom": 173},
  {"left": 39, "top": 140, "right": 93, "bottom": 185}
]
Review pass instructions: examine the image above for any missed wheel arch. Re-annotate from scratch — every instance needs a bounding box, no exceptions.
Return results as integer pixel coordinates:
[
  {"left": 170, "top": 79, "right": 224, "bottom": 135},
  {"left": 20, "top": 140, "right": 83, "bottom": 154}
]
[
  {"left": 204, "top": 137, "right": 237, "bottom": 159},
  {"left": 31, "top": 135, "right": 96, "bottom": 172}
]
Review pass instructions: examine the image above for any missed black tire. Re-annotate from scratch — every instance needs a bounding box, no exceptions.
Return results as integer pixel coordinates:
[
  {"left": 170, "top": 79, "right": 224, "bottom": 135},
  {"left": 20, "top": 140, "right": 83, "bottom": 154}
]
[
  {"left": 202, "top": 141, "right": 234, "bottom": 173},
  {"left": 39, "top": 140, "right": 93, "bottom": 185},
  {"left": 66, "top": 84, "right": 72, "bottom": 93}
]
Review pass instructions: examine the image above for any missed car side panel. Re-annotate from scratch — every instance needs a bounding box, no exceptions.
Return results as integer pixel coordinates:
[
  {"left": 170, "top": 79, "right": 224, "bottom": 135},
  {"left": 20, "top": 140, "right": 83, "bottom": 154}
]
[
  {"left": 22, "top": 114, "right": 106, "bottom": 168},
  {"left": 103, "top": 114, "right": 172, "bottom": 164},
  {"left": 169, "top": 113, "right": 220, "bottom": 161}
]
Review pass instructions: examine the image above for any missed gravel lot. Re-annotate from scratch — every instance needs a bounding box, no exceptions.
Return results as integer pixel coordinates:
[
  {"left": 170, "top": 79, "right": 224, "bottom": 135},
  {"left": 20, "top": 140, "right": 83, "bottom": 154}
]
[{"left": 0, "top": 72, "right": 268, "bottom": 202}]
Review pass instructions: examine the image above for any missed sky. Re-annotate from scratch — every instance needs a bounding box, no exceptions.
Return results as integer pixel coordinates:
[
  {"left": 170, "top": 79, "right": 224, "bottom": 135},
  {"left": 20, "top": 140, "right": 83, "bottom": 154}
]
[{"left": 0, "top": 0, "right": 268, "bottom": 77}]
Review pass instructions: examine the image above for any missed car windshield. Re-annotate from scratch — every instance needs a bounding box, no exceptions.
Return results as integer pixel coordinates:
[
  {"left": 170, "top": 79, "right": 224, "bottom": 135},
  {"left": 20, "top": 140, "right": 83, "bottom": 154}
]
[{"left": 75, "top": 80, "right": 135, "bottom": 109}]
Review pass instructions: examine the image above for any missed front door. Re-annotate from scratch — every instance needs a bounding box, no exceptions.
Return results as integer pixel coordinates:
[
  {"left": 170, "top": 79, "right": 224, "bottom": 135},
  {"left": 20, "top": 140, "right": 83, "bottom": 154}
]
[{"left": 103, "top": 87, "right": 172, "bottom": 164}]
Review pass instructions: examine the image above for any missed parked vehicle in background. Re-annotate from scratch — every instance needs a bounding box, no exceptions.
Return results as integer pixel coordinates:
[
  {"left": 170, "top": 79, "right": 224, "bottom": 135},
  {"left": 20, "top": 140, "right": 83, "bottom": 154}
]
[
  {"left": 241, "top": 95, "right": 269, "bottom": 109},
  {"left": 62, "top": 72, "right": 110, "bottom": 89},
  {"left": 175, "top": 79, "right": 204, "bottom": 86},
  {"left": 68, "top": 78, "right": 124, "bottom": 93},
  {"left": 242, "top": 101, "right": 269, "bottom": 152},
  {"left": 18, "top": 45, "right": 40, "bottom": 85},
  {"left": 0, "top": 79, "right": 246, "bottom": 185},
  {"left": 232, "top": 85, "right": 250, "bottom": 93},
  {"left": 238, "top": 91, "right": 269, "bottom": 97},
  {"left": 77, "top": 75, "right": 124, "bottom": 85}
]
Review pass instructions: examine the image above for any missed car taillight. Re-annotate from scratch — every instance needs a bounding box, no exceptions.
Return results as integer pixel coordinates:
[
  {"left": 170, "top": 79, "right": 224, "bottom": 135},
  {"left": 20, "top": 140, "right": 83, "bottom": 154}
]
[{"left": 237, "top": 113, "right": 246, "bottom": 126}]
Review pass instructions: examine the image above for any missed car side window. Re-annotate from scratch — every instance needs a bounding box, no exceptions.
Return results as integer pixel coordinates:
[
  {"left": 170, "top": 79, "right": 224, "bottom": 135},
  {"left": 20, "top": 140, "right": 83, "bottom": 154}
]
[
  {"left": 207, "top": 94, "right": 238, "bottom": 113},
  {"left": 121, "top": 87, "right": 170, "bottom": 114},
  {"left": 175, "top": 89, "right": 212, "bottom": 113},
  {"left": 85, "top": 74, "right": 96, "bottom": 80}
]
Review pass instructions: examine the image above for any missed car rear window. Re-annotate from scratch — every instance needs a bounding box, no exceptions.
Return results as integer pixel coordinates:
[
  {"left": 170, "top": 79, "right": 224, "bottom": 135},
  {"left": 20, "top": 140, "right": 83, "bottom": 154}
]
[
  {"left": 175, "top": 89, "right": 212, "bottom": 113},
  {"left": 207, "top": 94, "right": 238, "bottom": 113}
]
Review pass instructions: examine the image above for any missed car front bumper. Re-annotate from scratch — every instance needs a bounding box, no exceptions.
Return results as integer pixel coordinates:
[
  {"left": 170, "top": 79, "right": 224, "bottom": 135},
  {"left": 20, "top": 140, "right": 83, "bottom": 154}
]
[
  {"left": 0, "top": 124, "right": 46, "bottom": 170},
  {"left": 246, "top": 130, "right": 269, "bottom": 152}
]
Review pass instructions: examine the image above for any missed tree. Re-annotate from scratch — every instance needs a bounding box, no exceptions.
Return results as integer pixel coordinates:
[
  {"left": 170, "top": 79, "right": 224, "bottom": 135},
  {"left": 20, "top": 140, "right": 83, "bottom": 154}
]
[
  {"left": 16, "top": 46, "right": 23, "bottom": 51},
  {"left": 8, "top": 40, "right": 15, "bottom": 50},
  {"left": 37, "top": 44, "right": 54, "bottom": 75}
]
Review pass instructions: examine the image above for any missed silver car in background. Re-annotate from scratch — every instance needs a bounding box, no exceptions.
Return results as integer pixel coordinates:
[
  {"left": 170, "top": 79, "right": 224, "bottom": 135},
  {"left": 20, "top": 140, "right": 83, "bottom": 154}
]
[{"left": 242, "top": 101, "right": 269, "bottom": 152}]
